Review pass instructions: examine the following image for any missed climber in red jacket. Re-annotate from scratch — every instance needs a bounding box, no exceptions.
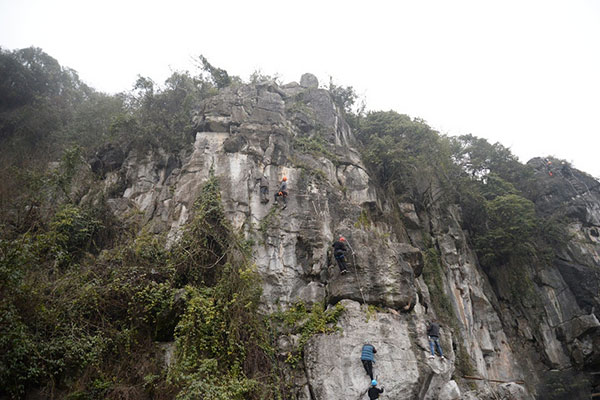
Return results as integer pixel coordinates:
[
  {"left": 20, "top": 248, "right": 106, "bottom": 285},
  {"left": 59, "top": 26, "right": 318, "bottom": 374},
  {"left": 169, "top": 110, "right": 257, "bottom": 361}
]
[{"left": 332, "top": 236, "right": 349, "bottom": 274}]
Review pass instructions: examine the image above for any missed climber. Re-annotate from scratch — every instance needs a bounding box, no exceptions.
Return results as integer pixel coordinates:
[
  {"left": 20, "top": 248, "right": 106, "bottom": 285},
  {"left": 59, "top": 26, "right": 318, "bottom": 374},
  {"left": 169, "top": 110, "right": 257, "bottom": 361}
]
[
  {"left": 368, "top": 380, "right": 384, "bottom": 400},
  {"left": 546, "top": 160, "right": 554, "bottom": 176},
  {"left": 274, "top": 176, "right": 288, "bottom": 209},
  {"left": 361, "top": 343, "right": 377, "bottom": 380},
  {"left": 256, "top": 173, "right": 269, "bottom": 204},
  {"left": 427, "top": 320, "right": 444, "bottom": 359},
  {"left": 332, "top": 236, "right": 348, "bottom": 274}
]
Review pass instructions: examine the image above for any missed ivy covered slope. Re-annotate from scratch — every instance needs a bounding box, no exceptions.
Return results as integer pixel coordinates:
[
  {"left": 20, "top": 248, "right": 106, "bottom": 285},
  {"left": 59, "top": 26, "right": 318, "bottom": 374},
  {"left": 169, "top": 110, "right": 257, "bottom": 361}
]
[{"left": 2, "top": 47, "right": 600, "bottom": 400}]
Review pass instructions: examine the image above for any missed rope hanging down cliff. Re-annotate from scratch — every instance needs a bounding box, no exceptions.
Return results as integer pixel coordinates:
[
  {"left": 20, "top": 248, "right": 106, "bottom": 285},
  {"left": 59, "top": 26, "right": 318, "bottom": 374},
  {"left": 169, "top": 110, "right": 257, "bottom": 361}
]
[{"left": 345, "top": 239, "right": 367, "bottom": 305}]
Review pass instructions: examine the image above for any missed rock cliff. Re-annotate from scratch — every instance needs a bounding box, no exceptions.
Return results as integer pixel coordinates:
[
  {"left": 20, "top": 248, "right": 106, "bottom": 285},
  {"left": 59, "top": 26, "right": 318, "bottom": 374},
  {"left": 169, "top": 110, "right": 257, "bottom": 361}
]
[{"left": 93, "top": 74, "right": 600, "bottom": 399}]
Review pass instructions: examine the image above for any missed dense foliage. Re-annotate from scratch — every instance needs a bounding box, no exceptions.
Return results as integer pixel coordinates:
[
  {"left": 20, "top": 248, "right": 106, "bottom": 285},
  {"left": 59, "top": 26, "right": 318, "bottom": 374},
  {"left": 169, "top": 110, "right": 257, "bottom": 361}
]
[
  {"left": 0, "top": 48, "right": 264, "bottom": 398},
  {"left": 0, "top": 46, "right": 225, "bottom": 174},
  {"left": 0, "top": 168, "right": 291, "bottom": 399},
  {"left": 354, "top": 110, "right": 568, "bottom": 269}
]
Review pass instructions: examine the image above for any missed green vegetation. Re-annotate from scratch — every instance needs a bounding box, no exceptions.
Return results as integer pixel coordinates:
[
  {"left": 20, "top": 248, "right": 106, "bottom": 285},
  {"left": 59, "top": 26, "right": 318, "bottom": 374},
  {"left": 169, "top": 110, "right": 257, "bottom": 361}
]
[
  {"left": 354, "top": 208, "right": 371, "bottom": 230},
  {"left": 167, "top": 173, "right": 281, "bottom": 399},
  {"left": 292, "top": 132, "right": 339, "bottom": 164},
  {"left": 422, "top": 243, "right": 454, "bottom": 320},
  {"left": 294, "top": 160, "right": 328, "bottom": 183},
  {"left": 327, "top": 78, "right": 363, "bottom": 129},
  {"left": 196, "top": 55, "right": 235, "bottom": 89},
  {"left": 270, "top": 301, "right": 344, "bottom": 368},
  {"left": 258, "top": 205, "right": 280, "bottom": 240},
  {"left": 357, "top": 111, "right": 455, "bottom": 207},
  {"left": 0, "top": 168, "right": 287, "bottom": 399},
  {"left": 353, "top": 111, "right": 571, "bottom": 271},
  {"left": 0, "top": 47, "right": 230, "bottom": 180}
]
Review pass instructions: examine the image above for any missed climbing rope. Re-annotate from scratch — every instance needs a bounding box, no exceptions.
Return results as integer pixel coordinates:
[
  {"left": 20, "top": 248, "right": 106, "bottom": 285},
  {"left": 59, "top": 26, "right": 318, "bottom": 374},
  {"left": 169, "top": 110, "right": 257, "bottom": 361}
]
[
  {"left": 462, "top": 375, "right": 525, "bottom": 385},
  {"left": 345, "top": 240, "right": 368, "bottom": 306}
]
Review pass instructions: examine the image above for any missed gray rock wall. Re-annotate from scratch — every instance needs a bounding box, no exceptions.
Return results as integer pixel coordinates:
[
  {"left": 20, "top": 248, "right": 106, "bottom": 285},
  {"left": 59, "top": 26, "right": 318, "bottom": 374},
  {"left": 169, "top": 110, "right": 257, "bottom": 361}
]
[{"left": 92, "top": 77, "right": 600, "bottom": 399}]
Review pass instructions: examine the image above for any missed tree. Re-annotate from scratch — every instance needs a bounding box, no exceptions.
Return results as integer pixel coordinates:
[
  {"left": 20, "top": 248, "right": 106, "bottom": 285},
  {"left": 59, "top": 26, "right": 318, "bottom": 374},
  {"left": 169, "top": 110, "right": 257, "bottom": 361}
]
[
  {"left": 0, "top": 47, "right": 96, "bottom": 167},
  {"left": 357, "top": 111, "right": 456, "bottom": 206},
  {"left": 197, "top": 55, "right": 232, "bottom": 89},
  {"left": 328, "top": 78, "right": 357, "bottom": 114},
  {"left": 476, "top": 194, "right": 537, "bottom": 266},
  {"left": 449, "top": 134, "right": 534, "bottom": 193}
]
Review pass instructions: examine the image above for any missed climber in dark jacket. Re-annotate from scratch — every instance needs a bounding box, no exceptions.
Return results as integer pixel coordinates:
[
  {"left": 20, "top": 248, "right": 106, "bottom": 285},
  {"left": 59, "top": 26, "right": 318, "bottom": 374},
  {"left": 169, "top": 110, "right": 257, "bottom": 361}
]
[
  {"left": 274, "top": 176, "right": 288, "bottom": 208},
  {"left": 361, "top": 343, "right": 377, "bottom": 380},
  {"left": 257, "top": 174, "right": 269, "bottom": 203},
  {"left": 427, "top": 320, "right": 443, "bottom": 358},
  {"left": 368, "top": 380, "right": 384, "bottom": 399},
  {"left": 332, "top": 236, "right": 348, "bottom": 274}
]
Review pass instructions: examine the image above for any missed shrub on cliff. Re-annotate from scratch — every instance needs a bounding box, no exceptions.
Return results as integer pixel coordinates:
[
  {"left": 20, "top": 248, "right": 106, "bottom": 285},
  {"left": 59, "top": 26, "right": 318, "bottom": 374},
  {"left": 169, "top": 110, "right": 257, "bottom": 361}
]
[
  {"left": 356, "top": 110, "right": 455, "bottom": 207},
  {"left": 0, "top": 170, "right": 285, "bottom": 399}
]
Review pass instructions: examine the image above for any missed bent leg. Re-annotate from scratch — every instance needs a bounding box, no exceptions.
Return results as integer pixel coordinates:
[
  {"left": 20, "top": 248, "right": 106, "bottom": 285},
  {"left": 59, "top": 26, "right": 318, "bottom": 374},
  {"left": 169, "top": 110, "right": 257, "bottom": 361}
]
[
  {"left": 340, "top": 257, "right": 348, "bottom": 271},
  {"left": 335, "top": 256, "right": 347, "bottom": 272},
  {"left": 260, "top": 187, "right": 269, "bottom": 202},
  {"left": 362, "top": 360, "right": 369, "bottom": 375},
  {"left": 362, "top": 360, "right": 374, "bottom": 380}
]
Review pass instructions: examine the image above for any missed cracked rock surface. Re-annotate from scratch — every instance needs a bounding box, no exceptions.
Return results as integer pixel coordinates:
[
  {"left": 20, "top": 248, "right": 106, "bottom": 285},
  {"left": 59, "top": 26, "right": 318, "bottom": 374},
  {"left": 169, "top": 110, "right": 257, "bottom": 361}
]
[{"left": 91, "top": 76, "right": 600, "bottom": 399}]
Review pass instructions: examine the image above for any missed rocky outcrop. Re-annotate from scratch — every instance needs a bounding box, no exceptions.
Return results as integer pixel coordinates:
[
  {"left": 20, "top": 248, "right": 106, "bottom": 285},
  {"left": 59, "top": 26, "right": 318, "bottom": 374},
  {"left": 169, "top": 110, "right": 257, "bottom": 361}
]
[
  {"left": 91, "top": 76, "right": 600, "bottom": 399},
  {"left": 304, "top": 300, "right": 453, "bottom": 400}
]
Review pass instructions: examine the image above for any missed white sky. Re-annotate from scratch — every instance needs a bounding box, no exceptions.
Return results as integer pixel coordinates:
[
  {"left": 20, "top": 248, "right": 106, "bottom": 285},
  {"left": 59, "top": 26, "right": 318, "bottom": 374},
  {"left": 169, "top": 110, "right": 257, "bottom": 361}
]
[{"left": 2, "top": 0, "right": 599, "bottom": 178}]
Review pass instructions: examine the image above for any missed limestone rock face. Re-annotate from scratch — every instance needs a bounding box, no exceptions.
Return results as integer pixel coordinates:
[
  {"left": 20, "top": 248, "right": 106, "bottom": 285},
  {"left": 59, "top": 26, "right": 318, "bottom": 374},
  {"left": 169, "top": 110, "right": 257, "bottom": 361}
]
[
  {"left": 438, "top": 380, "right": 461, "bottom": 400},
  {"left": 300, "top": 73, "right": 319, "bottom": 88},
  {"left": 91, "top": 77, "right": 600, "bottom": 399},
  {"left": 303, "top": 300, "right": 453, "bottom": 399}
]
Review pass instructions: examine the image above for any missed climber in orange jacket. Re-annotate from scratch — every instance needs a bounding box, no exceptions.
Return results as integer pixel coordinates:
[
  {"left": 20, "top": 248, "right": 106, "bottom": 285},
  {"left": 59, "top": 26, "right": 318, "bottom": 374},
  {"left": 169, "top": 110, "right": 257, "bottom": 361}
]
[{"left": 274, "top": 176, "right": 288, "bottom": 208}]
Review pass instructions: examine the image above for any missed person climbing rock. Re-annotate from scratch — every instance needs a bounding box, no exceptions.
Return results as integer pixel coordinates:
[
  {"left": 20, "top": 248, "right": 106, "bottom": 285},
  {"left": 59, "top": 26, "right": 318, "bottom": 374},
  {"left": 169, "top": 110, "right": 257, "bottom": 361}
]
[
  {"left": 427, "top": 320, "right": 444, "bottom": 359},
  {"left": 361, "top": 343, "right": 377, "bottom": 380},
  {"left": 274, "top": 176, "right": 288, "bottom": 208},
  {"left": 257, "top": 173, "right": 269, "bottom": 204},
  {"left": 368, "top": 380, "right": 384, "bottom": 399},
  {"left": 332, "top": 236, "right": 348, "bottom": 274},
  {"left": 544, "top": 158, "right": 554, "bottom": 176}
]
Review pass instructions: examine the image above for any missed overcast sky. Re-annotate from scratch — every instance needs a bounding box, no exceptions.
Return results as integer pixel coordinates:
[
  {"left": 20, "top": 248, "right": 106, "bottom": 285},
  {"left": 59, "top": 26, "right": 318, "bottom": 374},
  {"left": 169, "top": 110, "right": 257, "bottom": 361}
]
[{"left": 2, "top": 0, "right": 599, "bottom": 177}]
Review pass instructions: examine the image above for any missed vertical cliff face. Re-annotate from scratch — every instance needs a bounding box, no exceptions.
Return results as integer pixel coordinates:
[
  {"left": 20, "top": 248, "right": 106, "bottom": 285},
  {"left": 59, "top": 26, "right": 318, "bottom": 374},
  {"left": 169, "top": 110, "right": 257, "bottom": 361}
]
[{"left": 96, "top": 74, "right": 599, "bottom": 399}]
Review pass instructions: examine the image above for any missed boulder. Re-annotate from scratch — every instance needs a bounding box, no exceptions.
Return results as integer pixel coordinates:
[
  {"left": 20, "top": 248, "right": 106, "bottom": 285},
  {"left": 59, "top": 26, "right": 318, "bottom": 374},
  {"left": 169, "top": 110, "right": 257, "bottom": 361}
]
[{"left": 300, "top": 73, "right": 319, "bottom": 88}]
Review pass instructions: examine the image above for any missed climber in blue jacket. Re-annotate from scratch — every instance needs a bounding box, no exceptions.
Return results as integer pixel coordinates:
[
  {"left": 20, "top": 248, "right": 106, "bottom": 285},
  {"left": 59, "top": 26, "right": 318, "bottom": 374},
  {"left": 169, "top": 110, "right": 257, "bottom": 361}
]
[{"left": 361, "top": 343, "right": 377, "bottom": 380}]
